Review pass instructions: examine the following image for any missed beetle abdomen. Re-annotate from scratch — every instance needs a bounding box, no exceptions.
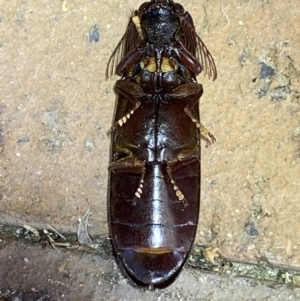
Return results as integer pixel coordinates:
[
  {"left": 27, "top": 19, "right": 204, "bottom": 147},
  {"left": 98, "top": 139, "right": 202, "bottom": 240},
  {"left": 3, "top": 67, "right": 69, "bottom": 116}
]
[{"left": 110, "top": 161, "right": 199, "bottom": 287}]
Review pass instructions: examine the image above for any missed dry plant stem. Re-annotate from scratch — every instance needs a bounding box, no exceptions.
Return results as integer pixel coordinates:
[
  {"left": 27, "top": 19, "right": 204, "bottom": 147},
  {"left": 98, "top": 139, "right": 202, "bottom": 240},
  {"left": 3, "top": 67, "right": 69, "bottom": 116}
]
[
  {"left": 47, "top": 224, "right": 67, "bottom": 241},
  {"left": 221, "top": 2, "right": 230, "bottom": 30}
]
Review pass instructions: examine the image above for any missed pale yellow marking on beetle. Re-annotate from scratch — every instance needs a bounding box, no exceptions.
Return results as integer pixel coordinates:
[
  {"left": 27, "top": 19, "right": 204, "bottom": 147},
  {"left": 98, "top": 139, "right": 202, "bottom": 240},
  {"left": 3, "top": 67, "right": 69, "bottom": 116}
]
[
  {"left": 175, "top": 189, "right": 185, "bottom": 201},
  {"left": 137, "top": 188, "right": 142, "bottom": 194},
  {"left": 143, "top": 57, "right": 156, "bottom": 72},
  {"left": 178, "top": 194, "right": 185, "bottom": 201},
  {"left": 132, "top": 15, "right": 143, "bottom": 38},
  {"left": 114, "top": 112, "right": 136, "bottom": 130},
  {"left": 137, "top": 247, "right": 172, "bottom": 254},
  {"left": 161, "top": 57, "right": 178, "bottom": 72},
  {"left": 141, "top": 57, "right": 178, "bottom": 73},
  {"left": 135, "top": 191, "right": 141, "bottom": 198},
  {"left": 173, "top": 185, "right": 178, "bottom": 191}
]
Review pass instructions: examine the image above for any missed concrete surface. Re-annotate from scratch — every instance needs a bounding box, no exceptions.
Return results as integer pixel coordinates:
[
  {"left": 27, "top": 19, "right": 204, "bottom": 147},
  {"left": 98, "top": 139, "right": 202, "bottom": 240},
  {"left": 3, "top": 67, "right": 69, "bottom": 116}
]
[
  {"left": 1, "top": 238, "right": 300, "bottom": 301},
  {"left": 1, "top": 0, "right": 300, "bottom": 299}
]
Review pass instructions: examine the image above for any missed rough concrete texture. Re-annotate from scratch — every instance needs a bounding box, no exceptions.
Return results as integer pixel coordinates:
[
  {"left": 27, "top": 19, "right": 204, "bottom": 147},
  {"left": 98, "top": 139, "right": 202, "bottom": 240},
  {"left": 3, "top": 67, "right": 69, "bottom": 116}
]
[
  {"left": 1, "top": 0, "right": 300, "bottom": 299},
  {"left": 1, "top": 240, "right": 300, "bottom": 301}
]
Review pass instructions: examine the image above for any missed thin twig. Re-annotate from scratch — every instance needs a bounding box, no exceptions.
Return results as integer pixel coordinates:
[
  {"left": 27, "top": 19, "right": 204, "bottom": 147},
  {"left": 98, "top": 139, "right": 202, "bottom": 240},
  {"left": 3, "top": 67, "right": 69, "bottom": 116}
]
[
  {"left": 47, "top": 224, "right": 66, "bottom": 241},
  {"left": 22, "top": 224, "right": 41, "bottom": 238},
  {"left": 77, "top": 199, "right": 93, "bottom": 244},
  {"left": 53, "top": 242, "right": 71, "bottom": 247},
  {"left": 221, "top": 2, "right": 230, "bottom": 30},
  {"left": 44, "top": 229, "right": 57, "bottom": 250}
]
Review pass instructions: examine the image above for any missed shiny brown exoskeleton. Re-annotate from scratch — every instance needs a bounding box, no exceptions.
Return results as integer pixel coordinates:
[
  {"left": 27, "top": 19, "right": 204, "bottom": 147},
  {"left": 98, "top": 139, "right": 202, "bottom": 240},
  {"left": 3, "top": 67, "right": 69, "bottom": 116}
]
[{"left": 107, "top": 0, "right": 217, "bottom": 288}]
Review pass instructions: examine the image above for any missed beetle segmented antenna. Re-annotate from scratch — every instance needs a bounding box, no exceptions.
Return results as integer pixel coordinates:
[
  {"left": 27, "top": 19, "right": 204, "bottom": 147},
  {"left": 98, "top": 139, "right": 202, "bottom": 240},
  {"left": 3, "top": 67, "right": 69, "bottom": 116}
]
[
  {"left": 106, "top": 16, "right": 141, "bottom": 79},
  {"left": 180, "top": 18, "right": 217, "bottom": 80}
]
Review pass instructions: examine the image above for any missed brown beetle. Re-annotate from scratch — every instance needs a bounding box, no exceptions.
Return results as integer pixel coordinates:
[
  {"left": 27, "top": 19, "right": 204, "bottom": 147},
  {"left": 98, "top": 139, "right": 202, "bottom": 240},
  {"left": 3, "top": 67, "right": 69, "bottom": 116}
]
[{"left": 107, "top": 0, "right": 216, "bottom": 288}]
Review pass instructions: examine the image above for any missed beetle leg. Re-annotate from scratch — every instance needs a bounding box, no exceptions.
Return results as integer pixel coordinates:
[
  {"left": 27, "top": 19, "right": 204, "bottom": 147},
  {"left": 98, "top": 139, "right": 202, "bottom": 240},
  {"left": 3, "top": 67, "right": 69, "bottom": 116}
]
[
  {"left": 170, "top": 44, "right": 202, "bottom": 75},
  {"left": 110, "top": 155, "right": 144, "bottom": 174},
  {"left": 166, "top": 165, "right": 187, "bottom": 206},
  {"left": 166, "top": 147, "right": 199, "bottom": 207},
  {"left": 167, "top": 83, "right": 216, "bottom": 146},
  {"left": 116, "top": 46, "right": 144, "bottom": 75},
  {"left": 113, "top": 143, "right": 140, "bottom": 158},
  {"left": 176, "top": 146, "right": 199, "bottom": 161},
  {"left": 197, "top": 123, "right": 216, "bottom": 147},
  {"left": 166, "top": 155, "right": 199, "bottom": 207},
  {"left": 110, "top": 156, "right": 145, "bottom": 205},
  {"left": 132, "top": 170, "right": 146, "bottom": 205},
  {"left": 111, "top": 80, "right": 145, "bottom": 131}
]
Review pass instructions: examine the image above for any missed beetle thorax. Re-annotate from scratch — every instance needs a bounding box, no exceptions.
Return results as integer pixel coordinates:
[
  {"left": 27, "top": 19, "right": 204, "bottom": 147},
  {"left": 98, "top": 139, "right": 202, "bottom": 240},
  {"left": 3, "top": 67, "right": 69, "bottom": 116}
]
[{"left": 140, "top": 8, "right": 179, "bottom": 47}]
